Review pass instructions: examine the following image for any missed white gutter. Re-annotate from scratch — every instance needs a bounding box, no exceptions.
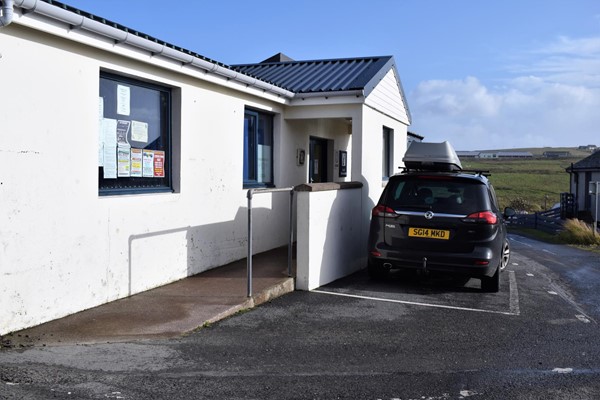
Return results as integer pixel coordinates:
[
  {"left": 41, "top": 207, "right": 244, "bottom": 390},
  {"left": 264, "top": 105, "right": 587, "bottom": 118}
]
[
  {"left": 1, "top": 0, "right": 294, "bottom": 99},
  {"left": 295, "top": 90, "right": 364, "bottom": 99}
]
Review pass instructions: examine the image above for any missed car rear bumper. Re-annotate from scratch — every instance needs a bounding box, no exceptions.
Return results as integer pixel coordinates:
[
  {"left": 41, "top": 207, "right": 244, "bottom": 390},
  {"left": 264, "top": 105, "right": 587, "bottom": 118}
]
[{"left": 369, "top": 247, "right": 499, "bottom": 277}]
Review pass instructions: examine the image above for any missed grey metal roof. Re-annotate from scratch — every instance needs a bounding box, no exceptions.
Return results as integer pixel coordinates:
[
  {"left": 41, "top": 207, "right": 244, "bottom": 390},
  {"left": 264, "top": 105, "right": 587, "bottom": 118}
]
[
  {"left": 567, "top": 150, "right": 600, "bottom": 171},
  {"left": 35, "top": 2, "right": 406, "bottom": 103},
  {"left": 232, "top": 56, "right": 395, "bottom": 95}
]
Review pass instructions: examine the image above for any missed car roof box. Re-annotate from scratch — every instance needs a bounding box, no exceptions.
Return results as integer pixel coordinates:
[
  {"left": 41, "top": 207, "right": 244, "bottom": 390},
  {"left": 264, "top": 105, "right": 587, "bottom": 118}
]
[{"left": 402, "top": 141, "right": 462, "bottom": 171}]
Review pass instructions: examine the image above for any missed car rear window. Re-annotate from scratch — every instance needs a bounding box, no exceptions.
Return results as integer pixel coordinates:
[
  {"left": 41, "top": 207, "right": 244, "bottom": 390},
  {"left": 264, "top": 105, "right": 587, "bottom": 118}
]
[{"left": 384, "top": 176, "right": 491, "bottom": 214}]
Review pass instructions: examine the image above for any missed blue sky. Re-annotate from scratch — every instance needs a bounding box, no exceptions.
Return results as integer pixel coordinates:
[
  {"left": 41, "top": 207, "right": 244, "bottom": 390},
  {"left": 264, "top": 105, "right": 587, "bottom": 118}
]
[{"left": 64, "top": 0, "right": 600, "bottom": 150}]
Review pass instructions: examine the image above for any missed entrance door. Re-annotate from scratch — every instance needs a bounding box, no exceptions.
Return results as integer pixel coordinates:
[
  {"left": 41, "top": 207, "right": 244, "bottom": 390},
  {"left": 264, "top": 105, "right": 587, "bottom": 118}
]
[{"left": 309, "top": 137, "right": 328, "bottom": 183}]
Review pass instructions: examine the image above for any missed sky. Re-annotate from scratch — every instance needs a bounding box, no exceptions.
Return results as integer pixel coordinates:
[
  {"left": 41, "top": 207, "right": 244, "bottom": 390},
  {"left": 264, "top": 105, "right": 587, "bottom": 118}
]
[{"left": 63, "top": 0, "right": 600, "bottom": 150}]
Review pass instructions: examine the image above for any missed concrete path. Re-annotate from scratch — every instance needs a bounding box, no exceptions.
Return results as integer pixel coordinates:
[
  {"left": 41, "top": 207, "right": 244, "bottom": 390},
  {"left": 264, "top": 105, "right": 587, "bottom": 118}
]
[{"left": 1, "top": 247, "right": 294, "bottom": 347}]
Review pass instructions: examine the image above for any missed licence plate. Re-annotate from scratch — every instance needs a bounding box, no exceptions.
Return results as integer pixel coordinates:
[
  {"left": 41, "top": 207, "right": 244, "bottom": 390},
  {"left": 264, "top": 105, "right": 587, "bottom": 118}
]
[{"left": 408, "top": 227, "right": 450, "bottom": 240}]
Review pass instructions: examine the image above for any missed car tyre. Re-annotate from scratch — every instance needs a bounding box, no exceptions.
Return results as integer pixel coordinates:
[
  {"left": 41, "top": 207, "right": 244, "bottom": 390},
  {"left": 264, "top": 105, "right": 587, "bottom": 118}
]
[{"left": 482, "top": 266, "right": 500, "bottom": 293}]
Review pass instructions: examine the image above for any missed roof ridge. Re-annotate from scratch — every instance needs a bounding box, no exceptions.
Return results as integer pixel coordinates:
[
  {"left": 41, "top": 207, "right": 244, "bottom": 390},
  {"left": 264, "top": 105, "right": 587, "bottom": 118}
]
[{"left": 233, "top": 55, "right": 393, "bottom": 67}]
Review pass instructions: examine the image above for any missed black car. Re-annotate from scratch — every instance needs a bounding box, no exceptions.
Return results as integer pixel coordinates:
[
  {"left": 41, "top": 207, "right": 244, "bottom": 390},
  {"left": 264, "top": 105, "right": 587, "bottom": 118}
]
[{"left": 367, "top": 142, "right": 514, "bottom": 292}]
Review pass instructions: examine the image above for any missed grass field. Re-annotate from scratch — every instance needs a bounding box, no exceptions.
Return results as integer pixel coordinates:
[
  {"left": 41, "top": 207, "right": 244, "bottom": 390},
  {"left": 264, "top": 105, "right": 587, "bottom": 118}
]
[{"left": 460, "top": 157, "right": 580, "bottom": 212}]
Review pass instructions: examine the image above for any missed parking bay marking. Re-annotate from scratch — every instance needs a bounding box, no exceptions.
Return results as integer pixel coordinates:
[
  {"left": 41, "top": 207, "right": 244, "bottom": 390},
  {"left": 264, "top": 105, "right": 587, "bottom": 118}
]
[{"left": 314, "top": 271, "right": 520, "bottom": 316}]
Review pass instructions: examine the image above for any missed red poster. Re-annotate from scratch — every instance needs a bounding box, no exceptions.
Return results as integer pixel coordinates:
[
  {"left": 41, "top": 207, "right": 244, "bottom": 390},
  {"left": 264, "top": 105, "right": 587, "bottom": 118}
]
[{"left": 153, "top": 150, "right": 165, "bottom": 178}]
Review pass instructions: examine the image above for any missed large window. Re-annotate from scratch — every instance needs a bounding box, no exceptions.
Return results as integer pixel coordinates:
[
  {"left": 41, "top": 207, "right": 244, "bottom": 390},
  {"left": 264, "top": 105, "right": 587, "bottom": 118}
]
[
  {"left": 382, "top": 126, "right": 393, "bottom": 180},
  {"left": 243, "top": 109, "right": 273, "bottom": 187},
  {"left": 99, "top": 72, "right": 171, "bottom": 195}
]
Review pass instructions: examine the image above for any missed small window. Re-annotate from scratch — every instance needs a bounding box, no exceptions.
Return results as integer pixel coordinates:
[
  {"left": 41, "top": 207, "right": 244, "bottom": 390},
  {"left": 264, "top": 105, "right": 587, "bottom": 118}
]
[
  {"left": 99, "top": 72, "right": 172, "bottom": 195},
  {"left": 243, "top": 108, "right": 273, "bottom": 187},
  {"left": 382, "top": 127, "right": 393, "bottom": 179}
]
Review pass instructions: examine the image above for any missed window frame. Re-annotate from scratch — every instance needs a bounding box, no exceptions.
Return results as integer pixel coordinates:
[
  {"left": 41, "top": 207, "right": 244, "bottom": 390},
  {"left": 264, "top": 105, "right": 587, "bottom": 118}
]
[
  {"left": 382, "top": 126, "right": 393, "bottom": 180},
  {"left": 98, "top": 71, "right": 172, "bottom": 196},
  {"left": 243, "top": 108, "right": 274, "bottom": 188}
]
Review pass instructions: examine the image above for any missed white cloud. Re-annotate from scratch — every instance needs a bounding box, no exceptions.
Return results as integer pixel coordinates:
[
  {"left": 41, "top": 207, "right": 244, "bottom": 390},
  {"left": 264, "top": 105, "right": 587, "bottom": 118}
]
[{"left": 408, "top": 36, "right": 600, "bottom": 150}]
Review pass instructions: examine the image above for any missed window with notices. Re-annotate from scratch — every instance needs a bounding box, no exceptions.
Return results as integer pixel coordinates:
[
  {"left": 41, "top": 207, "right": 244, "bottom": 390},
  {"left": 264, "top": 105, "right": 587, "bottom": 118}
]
[{"left": 98, "top": 72, "right": 172, "bottom": 195}]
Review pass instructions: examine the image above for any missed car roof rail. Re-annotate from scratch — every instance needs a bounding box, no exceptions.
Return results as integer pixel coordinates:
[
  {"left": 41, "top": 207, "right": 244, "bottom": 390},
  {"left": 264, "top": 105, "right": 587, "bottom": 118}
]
[{"left": 397, "top": 167, "right": 491, "bottom": 177}]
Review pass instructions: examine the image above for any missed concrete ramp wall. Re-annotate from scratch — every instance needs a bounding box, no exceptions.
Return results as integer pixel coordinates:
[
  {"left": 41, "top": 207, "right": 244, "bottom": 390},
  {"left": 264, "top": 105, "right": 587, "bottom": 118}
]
[{"left": 295, "top": 182, "right": 364, "bottom": 290}]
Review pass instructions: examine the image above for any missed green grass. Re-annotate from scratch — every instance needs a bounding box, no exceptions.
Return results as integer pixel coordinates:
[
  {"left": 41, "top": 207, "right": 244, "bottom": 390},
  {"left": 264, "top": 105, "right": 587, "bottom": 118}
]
[{"left": 461, "top": 157, "right": 577, "bottom": 212}]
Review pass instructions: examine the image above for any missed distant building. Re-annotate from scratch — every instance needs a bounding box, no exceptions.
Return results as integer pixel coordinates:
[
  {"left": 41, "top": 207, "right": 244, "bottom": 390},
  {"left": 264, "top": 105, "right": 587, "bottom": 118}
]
[
  {"left": 544, "top": 151, "right": 571, "bottom": 158},
  {"left": 578, "top": 145, "right": 598, "bottom": 152},
  {"left": 457, "top": 150, "right": 533, "bottom": 159},
  {"left": 479, "top": 152, "right": 498, "bottom": 159},
  {"left": 497, "top": 151, "right": 533, "bottom": 158},
  {"left": 456, "top": 151, "right": 480, "bottom": 158}
]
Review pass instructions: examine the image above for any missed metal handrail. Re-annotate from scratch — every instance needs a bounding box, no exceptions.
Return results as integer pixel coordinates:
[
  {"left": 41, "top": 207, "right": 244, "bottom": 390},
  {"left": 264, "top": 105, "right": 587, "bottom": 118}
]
[{"left": 246, "top": 187, "right": 294, "bottom": 297}]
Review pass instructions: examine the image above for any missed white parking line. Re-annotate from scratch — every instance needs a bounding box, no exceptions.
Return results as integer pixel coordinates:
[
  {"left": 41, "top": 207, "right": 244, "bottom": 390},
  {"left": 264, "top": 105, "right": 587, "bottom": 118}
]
[
  {"left": 510, "top": 237, "right": 533, "bottom": 247},
  {"left": 542, "top": 249, "right": 558, "bottom": 256},
  {"left": 315, "top": 270, "right": 520, "bottom": 316},
  {"left": 549, "top": 283, "right": 597, "bottom": 324},
  {"left": 509, "top": 271, "right": 520, "bottom": 315}
]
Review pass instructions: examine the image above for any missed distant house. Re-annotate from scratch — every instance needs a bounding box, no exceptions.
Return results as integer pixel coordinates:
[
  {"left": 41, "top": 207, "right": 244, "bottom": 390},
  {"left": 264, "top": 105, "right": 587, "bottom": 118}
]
[
  {"left": 566, "top": 151, "right": 600, "bottom": 223},
  {"left": 544, "top": 151, "right": 571, "bottom": 158},
  {"left": 578, "top": 145, "right": 598, "bottom": 152}
]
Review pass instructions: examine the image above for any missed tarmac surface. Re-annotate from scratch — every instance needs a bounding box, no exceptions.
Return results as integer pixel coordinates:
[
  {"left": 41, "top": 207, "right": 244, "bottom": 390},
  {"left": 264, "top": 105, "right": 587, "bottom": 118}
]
[{"left": 1, "top": 247, "right": 294, "bottom": 348}]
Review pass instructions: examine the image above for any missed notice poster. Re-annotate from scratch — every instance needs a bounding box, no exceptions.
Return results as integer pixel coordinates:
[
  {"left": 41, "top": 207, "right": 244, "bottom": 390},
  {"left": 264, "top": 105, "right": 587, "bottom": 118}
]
[
  {"left": 117, "top": 85, "right": 130, "bottom": 116},
  {"left": 131, "top": 120, "right": 149, "bottom": 143},
  {"left": 117, "top": 145, "right": 131, "bottom": 177},
  {"left": 130, "top": 148, "right": 143, "bottom": 177},
  {"left": 142, "top": 150, "right": 155, "bottom": 177},
  {"left": 102, "top": 118, "right": 118, "bottom": 179},
  {"left": 103, "top": 147, "right": 117, "bottom": 179},
  {"left": 116, "top": 120, "right": 131, "bottom": 146},
  {"left": 153, "top": 150, "right": 165, "bottom": 178}
]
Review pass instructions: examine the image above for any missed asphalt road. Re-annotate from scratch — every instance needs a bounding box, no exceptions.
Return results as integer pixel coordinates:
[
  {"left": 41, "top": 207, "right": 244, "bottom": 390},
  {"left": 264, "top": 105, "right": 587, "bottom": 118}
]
[{"left": 1, "top": 234, "right": 600, "bottom": 399}]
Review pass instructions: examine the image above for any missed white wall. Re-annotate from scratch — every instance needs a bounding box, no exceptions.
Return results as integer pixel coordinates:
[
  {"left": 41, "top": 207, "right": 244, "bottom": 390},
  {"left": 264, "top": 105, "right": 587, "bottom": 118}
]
[
  {"left": 352, "top": 106, "right": 409, "bottom": 267},
  {"left": 0, "top": 24, "right": 290, "bottom": 334},
  {"left": 296, "top": 186, "right": 363, "bottom": 290}
]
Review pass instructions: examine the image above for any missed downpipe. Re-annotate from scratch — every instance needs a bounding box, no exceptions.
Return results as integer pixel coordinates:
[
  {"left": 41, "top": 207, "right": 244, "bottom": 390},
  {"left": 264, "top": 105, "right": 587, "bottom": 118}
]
[{"left": 0, "top": 0, "right": 14, "bottom": 28}]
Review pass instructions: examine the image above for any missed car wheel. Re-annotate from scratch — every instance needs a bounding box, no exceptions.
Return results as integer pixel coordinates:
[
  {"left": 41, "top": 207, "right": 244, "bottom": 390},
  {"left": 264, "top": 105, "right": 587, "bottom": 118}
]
[
  {"left": 482, "top": 266, "right": 500, "bottom": 293},
  {"left": 500, "top": 240, "right": 510, "bottom": 271},
  {"left": 368, "top": 261, "right": 389, "bottom": 280}
]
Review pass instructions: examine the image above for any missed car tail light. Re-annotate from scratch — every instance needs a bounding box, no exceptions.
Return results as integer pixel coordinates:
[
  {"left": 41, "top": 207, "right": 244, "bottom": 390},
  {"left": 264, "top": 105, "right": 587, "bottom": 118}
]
[
  {"left": 463, "top": 211, "right": 498, "bottom": 224},
  {"left": 372, "top": 205, "right": 397, "bottom": 218}
]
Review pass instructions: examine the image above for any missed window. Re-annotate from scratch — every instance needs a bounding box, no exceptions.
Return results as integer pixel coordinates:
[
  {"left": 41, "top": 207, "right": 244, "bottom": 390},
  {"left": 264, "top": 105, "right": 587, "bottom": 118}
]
[
  {"left": 99, "top": 72, "right": 171, "bottom": 195},
  {"left": 382, "top": 127, "right": 393, "bottom": 179},
  {"left": 243, "top": 108, "right": 273, "bottom": 187}
]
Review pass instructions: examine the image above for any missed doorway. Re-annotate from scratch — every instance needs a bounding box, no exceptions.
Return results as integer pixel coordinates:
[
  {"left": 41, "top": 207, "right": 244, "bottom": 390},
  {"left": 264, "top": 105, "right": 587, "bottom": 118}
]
[{"left": 309, "top": 137, "right": 328, "bottom": 183}]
